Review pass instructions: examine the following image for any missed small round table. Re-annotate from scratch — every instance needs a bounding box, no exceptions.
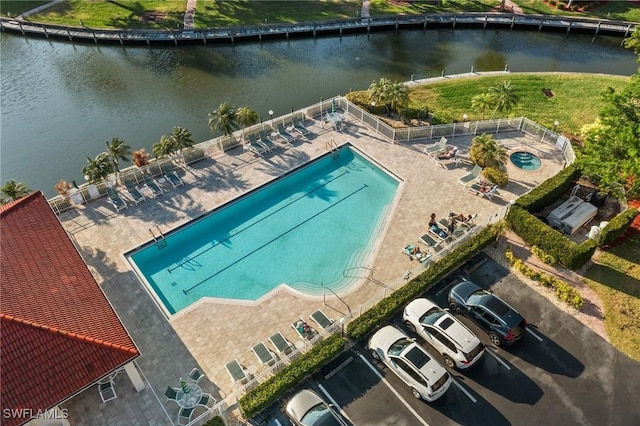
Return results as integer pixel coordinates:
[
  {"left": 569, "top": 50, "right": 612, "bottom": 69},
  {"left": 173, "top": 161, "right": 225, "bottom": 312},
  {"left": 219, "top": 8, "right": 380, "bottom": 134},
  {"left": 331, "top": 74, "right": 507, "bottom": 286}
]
[{"left": 176, "top": 383, "right": 202, "bottom": 409}]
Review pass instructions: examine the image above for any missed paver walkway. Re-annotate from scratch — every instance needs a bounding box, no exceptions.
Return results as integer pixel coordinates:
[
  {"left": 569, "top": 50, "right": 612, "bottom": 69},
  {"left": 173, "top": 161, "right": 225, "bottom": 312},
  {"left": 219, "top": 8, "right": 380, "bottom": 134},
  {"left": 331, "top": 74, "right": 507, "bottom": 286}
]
[{"left": 184, "top": 0, "right": 197, "bottom": 29}]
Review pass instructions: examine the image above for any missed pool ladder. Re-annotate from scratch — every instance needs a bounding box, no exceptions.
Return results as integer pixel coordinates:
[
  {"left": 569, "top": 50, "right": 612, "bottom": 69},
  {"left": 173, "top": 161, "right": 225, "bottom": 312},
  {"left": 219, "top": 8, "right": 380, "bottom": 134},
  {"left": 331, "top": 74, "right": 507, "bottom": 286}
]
[
  {"left": 326, "top": 139, "right": 338, "bottom": 153},
  {"left": 149, "top": 225, "right": 166, "bottom": 248}
]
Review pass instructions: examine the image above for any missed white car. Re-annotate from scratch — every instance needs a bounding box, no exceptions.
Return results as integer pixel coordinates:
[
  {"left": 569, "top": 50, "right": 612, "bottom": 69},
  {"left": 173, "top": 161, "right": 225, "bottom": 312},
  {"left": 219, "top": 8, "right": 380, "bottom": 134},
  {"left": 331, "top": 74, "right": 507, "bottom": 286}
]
[
  {"left": 285, "top": 389, "right": 347, "bottom": 426},
  {"left": 403, "top": 298, "right": 485, "bottom": 369},
  {"left": 368, "top": 325, "right": 452, "bottom": 401}
]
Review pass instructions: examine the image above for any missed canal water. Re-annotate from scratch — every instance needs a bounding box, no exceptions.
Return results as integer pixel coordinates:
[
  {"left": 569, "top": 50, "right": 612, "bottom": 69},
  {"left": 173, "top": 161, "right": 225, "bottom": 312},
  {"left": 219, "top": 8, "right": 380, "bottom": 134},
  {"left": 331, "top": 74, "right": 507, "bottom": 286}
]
[{"left": 0, "top": 29, "right": 637, "bottom": 196}]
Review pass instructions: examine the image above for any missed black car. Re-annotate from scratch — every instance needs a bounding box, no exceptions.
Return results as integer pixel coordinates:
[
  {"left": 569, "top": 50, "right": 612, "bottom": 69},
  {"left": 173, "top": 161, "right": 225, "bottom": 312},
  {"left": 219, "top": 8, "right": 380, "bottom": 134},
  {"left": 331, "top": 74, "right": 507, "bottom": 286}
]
[{"left": 448, "top": 280, "right": 527, "bottom": 346}]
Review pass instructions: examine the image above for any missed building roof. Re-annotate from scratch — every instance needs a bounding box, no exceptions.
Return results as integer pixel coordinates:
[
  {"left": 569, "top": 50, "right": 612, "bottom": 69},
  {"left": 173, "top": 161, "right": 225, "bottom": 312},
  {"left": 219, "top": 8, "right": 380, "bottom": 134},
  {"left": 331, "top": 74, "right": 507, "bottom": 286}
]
[{"left": 0, "top": 192, "right": 139, "bottom": 424}]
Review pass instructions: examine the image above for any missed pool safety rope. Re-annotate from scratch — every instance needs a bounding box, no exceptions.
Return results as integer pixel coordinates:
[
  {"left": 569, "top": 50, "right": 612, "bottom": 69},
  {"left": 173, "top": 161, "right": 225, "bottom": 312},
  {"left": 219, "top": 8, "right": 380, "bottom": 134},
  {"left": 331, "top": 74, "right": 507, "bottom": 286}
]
[
  {"left": 167, "top": 170, "right": 351, "bottom": 274},
  {"left": 182, "top": 183, "right": 368, "bottom": 294}
]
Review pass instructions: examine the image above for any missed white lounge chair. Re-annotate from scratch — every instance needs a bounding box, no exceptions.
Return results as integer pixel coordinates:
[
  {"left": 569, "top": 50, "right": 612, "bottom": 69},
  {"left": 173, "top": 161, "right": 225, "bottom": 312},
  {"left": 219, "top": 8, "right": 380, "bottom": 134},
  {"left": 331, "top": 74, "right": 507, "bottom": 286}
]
[
  {"left": 423, "top": 136, "right": 448, "bottom": 156},
  {"left": 458, "top": 164, "right": 483, "bottom": 186},
  {"left": 123, "top": 181, "right": 146, "bottom": 204},
  {"left": 163, "top": 170, "right": 184, "bottom": 188},
  {"left": 433, "top": 146, "right": 460, "bottom": 168},
  {"left": 310, "top": 310, "right": 335, "bottom": 331},
  {"left": 252, "top": 342, "right": 277, "bottom": 368},
  {"left": 277, "top": 123, "right": 296, "bottom": 143},
  {"left": 292, "top": 116, "right": 310, "bottom": 136},
  {"left": 224, "top": 359, "right": 250, "bottom": 387},
  {"left": 292, "top": 319, "right": 317, "bottom": 340},
  {"left": 105, "top": 186, "right": 127, "bottom": 212},
  {"left": 269, "top": 331, "right": 294, "bottom": 356}
]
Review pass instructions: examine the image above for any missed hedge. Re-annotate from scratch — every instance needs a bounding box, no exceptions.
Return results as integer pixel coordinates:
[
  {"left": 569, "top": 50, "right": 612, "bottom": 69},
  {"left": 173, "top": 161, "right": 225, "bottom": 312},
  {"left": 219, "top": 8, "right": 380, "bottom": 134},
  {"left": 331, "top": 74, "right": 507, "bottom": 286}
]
[
  {"left": 506, "top": 205, "right": 597, "bottom": 270},
  {"left": 515, "top": 164, "right": 582, "bottom": 213},
  {"left": 596, "top": 207, "right": 639, "bottom": 247},
  {"left": 203, "top": 417, "right": 225, "bottom": 426},
  {"left": 346, "top": 223, "right": 501, "bottom": 342},
  {"left": 239, "top": 334, "right": 346, "bottom": 419}
]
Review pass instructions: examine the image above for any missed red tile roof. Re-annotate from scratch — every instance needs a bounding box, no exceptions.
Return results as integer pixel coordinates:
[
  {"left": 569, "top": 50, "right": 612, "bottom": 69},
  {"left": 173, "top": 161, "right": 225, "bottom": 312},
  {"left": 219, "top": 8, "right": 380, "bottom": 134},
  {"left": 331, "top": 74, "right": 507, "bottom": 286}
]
[{"left": 1, "top": 192, "right": 139, "bottom": 425}]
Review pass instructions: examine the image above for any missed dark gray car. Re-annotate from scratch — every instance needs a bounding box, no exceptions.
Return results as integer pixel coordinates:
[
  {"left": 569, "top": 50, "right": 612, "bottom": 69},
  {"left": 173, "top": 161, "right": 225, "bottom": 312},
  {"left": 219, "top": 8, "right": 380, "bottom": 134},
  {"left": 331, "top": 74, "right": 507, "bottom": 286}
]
[{"left": 448, "top": 280, "right": 527, "bottom": 346}]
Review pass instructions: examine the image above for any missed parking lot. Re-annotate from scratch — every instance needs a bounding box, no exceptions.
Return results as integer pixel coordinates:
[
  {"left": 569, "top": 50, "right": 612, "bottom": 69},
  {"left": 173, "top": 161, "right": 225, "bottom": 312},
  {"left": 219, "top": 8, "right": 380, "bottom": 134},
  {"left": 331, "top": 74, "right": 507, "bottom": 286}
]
[{"left": 259, "top": 254, "right": 640, "bottom": 426}]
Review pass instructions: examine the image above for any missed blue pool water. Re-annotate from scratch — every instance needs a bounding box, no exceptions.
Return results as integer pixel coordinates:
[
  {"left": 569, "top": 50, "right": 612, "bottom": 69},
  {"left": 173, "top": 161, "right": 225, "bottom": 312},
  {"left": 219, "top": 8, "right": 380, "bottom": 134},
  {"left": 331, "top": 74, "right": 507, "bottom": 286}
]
[
  {"left": 127, "top": 146, "right": 399, "bottom": 315},
  {"left": 510, "top": 151, "right": 542, "bottom": 171}
]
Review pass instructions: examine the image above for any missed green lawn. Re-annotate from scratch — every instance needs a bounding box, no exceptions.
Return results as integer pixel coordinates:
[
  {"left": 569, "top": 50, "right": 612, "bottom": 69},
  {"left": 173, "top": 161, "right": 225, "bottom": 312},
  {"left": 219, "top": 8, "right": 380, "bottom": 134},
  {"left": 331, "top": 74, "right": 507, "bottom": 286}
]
[
  {"left": 0, "top": 1, "right": 49, "bottom": 17},
  {"left": 583, "top": 232, "right": 640, "bottom": 362},
  {"left": 368, "top": 0, "right": 496, "bottom": 16},
  {"left": 514, "top": 0, "right": 640, "bottom": 22},
  {"left": 406, "top": 73, "right": 630, "bottom": 135}
]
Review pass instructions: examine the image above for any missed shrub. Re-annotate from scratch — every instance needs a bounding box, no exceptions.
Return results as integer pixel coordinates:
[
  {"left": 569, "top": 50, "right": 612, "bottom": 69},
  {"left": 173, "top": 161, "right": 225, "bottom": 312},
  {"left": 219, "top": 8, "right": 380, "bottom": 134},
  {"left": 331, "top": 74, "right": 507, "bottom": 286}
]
[
  {"left": 346, "top": 223, "right": 501, "bottom": 341},
  {"left": 531, "top": 245, "right": 557, "bottom": 265},
  {"left": 482, "top": 167, "right": 509, "bottom": 188},
  {"left": 505, "top": 248, "right": 584, "bottom": 309},
  {"left": 239, "top": 334, "right": 346, "bottom": 419},
  {"left": 595, "top": 207, "right": 639, "bottom": 247},
  {"left": 401, "top": 106, "right": 429, "bottom": 121},
  {"left": 203, "top": 417, "right": 225, "bottom": 426},
  {"left": 515, "top": 164, "right": 582, "bottom": 213}
]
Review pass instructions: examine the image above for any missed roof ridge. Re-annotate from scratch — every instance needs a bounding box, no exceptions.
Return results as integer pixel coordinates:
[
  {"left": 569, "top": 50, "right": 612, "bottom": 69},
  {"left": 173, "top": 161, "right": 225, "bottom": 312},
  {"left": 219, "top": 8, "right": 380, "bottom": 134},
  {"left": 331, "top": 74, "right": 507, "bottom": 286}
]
[
  {"left": 0, "top": 191, "right": 41, "bottom": 215},
  {"left": 0, "top": 313, "right": 139, "bottom": 355}
]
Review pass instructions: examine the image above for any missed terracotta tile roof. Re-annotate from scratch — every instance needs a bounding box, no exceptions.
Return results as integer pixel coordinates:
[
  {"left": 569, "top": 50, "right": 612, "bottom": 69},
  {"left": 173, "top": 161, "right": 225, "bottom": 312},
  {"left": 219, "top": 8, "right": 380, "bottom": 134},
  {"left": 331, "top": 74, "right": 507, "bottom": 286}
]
[{"left": 0, "top": 192, "right": 139, "bottom": 424}]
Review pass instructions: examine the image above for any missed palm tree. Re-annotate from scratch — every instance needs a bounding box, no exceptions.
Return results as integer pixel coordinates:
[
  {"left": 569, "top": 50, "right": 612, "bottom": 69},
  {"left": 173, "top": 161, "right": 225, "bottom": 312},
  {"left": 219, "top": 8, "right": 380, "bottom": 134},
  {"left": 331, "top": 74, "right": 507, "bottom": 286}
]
[
  {"left": 386, "top": 82, "right": 410, "bottom": 116},
  {"left": 469, "top": 133, "right": 508, "bottom": 169},
  {"left": 471, "top": 93, "right": 494, "bottom": 120},
  {"left": 105, "top": 137, "right": 131, "bottom": 184},
  {"left": 153, "top": 135, "right": 176, "bottom": 159},
  {"left": 82, "top": 153, "right": 113, "bottom": 184},
  {"left": 1, "top": 180, "right": 32, "bottom": 204},
  {"left": 489, "top": 81, "right": 519, "bottom": 119},
  {"left": 208, "top": 102, "right": 238, "bottom": 136},
  {"left": 368, "top": 77, "right": 391, "bottom": 109},
  {"left": 236, "top": 106, "right": 259, "bottom": 142},
  {"left": 169, "top": 127, "right": 194, "bottom": 156}
]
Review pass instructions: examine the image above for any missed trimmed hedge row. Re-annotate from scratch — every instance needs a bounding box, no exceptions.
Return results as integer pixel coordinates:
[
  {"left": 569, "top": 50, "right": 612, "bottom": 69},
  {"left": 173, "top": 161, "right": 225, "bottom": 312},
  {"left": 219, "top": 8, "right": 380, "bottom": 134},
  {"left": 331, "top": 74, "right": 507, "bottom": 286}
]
[
  {"left": 514, "top": 164, "right": 582, "bottom": 213},
  {"left": 531, "top": 245, "right": 557, "bottom": 265},
  {"left": 505, "top": 248, "right": 585, "bottom": 309},
  {"left": 239, "top": 334, "right": 346, "bottom": 419},
  {"left": 595, "top": 207, "right": 639, "bottom": 247},
  {"left": 346, "top": 224, "right": 501, "bottom": 342},
  {"left": 507, "top": 205, "right": 597, "bottom": 270}
]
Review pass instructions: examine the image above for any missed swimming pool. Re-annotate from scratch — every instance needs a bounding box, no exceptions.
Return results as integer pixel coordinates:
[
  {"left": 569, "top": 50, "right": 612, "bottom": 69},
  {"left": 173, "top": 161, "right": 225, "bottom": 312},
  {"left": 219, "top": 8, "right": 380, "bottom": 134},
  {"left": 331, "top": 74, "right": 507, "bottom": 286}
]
[{"left": 127, "top": 146, "right": 400, "bottom": 315}]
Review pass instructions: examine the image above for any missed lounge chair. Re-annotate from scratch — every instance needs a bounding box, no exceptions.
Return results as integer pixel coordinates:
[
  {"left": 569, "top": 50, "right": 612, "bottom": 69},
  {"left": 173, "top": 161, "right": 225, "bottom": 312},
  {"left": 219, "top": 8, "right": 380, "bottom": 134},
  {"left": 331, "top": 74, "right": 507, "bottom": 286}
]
[
  {"left": 143, "top": 175, "right": 164, "bottom": 196},
  {"left": 256, "top": 131, "right": 279, "bottom": 151},
  {"left": 251, "top": 342, "right": 277, "bottom": 368},
  {"left": 123, "top": 181, "right": 146, "bottom": 204},
  {"left": 429, "top": 225, "right": 451, "bottom": 242},
  {"left": 433, "top": 146, "right": 460, "bottom": 168},
  {"left": 292, "top": 117, "right": 310, "bottom": 136},
  {"left": 98, "top": 379, "right": 117, "bottom": 403},
  {"left": 269, "top": 331, "right": 294, "bottom": 356},
  {"left": 423, "top": 136, "right": 448, "bottom": 156},
  {"left": 468, "top": 182, "right": 499, "bottom": 199},
  {"left": 105, "top": 186, "right": 127, "bottom": 212},
  {"left": 163, "top": 170, "right": 184, "bottom": 188},
  {"left": 164, "top": 386, "right": 179, "bottom": 404},
  {"left": 276, "top": 123, "right": 296, "bottom": 143},
  {"left": 310, "top": 310, "right": 335, "bottom": 331},
  {"left": 224, "top": 359, "right": 250, "bottom": 387},
  {"left": 244, "top": 134, "right": 265, "bottom": 157},
  {"left": 188, "top": 368, "right": 205, "bottom": 384},
  {"left": 402, "top": 244, "right": 431, "bottom": 263},
  {"left": 292, "top": 319, "right": 317, "bottom": 341},
  {"left": 419, "top": 232, "right": 442, "bottom": 252},
  {"left": 457, "top": 164, "right": 483, "bottom": 186}
]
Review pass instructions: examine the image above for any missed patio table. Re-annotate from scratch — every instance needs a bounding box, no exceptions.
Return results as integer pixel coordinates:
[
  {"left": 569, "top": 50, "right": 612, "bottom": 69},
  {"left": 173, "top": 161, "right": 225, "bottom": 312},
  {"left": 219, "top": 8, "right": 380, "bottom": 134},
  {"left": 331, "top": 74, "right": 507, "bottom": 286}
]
[{"left": 176, "top": 383, "right": 202, "bottom": 409}]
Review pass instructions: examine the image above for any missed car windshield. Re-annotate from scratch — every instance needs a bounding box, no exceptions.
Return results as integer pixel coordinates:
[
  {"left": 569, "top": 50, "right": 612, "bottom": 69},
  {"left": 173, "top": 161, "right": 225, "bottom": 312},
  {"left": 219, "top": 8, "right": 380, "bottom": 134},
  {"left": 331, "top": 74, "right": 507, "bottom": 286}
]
[
  {"left": 466, "top": 289, "right": 490, "bottom": 306},
  {"left": 388, "top": 338, "right": 413, "bottom": 356},
  {"left": 404, "top": 346, "right": 431, "bottom": 369},
  {"left": 419, "top": 307, "right": 445, "bottom": 326},
  {"left": 300, "top": 402, "right": 341, "bottom": 426}
]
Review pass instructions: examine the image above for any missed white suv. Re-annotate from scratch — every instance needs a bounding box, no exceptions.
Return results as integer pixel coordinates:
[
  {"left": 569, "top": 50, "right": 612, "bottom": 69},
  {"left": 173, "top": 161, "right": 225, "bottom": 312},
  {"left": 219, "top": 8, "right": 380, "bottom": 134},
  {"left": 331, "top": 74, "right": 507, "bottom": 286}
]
[
  {"left": 403, "top": 298, "right": 485, "bottom": 369},
  {"left": 368, "top": 325, "right": 452, "bottom": 401}
]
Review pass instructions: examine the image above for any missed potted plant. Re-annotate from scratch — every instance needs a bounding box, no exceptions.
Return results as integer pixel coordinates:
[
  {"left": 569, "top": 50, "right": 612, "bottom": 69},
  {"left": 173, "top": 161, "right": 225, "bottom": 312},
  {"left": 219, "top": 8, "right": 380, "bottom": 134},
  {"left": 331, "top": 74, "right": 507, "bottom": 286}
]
[{"left": 54, "top": 180, "right": 72, "bottom": 196}]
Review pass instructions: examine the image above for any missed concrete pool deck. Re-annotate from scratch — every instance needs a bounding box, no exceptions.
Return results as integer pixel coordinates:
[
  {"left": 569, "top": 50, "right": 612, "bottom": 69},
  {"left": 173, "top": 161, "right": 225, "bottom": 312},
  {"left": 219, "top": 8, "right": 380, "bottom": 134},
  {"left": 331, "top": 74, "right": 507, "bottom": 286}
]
[{"left": 58, "top": 115, "right": 565, "bottom": 424}]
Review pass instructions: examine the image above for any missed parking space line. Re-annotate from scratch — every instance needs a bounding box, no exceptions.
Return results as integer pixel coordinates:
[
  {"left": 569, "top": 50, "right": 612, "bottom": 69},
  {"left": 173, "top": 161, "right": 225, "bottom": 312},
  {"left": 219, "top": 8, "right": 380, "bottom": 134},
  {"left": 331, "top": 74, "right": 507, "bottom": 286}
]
[
  {"left": 451, "top": 378, "right": 477, "bottom": 403},
  {"left": 274, "top": 420, "right": 283, "bottom": 426},
  {"left": 317, "top": 383, "right": 355, "bottom": 426},
  {"left": 358, "top": 353, "right": 431, "bottom": 426},
  {"left": 485, "top": 347, "right": 511, "bottom": 370},
  {"left": 526, "top": 327, "right": 544, "bottom": 342}
]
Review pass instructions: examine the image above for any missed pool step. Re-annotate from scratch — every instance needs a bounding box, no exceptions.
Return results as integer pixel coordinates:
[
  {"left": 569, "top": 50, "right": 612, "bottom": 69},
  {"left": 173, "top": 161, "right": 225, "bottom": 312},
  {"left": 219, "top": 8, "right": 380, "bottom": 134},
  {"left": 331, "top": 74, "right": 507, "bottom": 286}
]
[{"left": 149, "top": 225, "right": 167, "bottom": 248}]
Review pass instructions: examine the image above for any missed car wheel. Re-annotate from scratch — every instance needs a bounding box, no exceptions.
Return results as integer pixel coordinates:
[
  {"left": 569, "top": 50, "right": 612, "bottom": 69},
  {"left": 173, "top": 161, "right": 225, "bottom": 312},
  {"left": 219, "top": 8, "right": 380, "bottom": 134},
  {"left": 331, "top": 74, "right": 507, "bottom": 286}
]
[
  {"left": 489, "top": 333, "right": 501, "bottom": 346},
  {"left": 404, "top": 320, "right": 416, "bottom": 333},
  {"left": 370, "top": 349, "right": 381, "bottom": 361},
  {"left": 443, "top": 355, "right": 456, "bottom": 369},
  {"left": 410, "top": 387, "right": 422, "bottom": 400},
  {"left": 449, "top": 303, "right": 461, "bottom": 313}
]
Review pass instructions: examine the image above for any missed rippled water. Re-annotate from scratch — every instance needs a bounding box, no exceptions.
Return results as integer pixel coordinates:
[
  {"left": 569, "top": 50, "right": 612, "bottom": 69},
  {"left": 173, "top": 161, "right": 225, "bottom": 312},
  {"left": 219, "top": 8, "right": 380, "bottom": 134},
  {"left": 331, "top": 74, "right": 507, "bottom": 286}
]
[{"left": 0, "top": 29, "right": 636, "bottom": 196}]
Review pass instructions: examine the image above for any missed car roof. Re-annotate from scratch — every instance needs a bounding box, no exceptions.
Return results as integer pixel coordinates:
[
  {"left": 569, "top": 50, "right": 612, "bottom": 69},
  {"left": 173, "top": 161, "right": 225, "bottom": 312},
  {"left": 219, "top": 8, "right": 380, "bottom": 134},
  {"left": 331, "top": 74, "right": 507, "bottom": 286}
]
[
  {"left": 286, "top": 389, "right": 324, "bottom": 422},
  {"left": 450, "top": 280, "right": 481, "bottom": 301},
  {"left": 369, "top": 325, "right": 409, "bottom": 352},
  {"left": 404, "top": 346, "right": 448, "bottom": 382},
  {"left": 483, "top": 295, "right": 524, "bottom": 327},
  {"left": 407, "top": 298, "right": 478, "bottom": 350}
]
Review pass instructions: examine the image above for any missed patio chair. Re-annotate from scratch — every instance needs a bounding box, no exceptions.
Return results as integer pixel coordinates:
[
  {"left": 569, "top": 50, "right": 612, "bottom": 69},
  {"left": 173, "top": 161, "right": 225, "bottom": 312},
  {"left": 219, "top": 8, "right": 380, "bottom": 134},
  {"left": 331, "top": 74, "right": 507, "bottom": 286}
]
[
  {"left": 310, "top": 310, "right": 335, "bottom": 331},
  {"left": 197, "top": 393, "right": 215, "bottom": 408},
  {"left": 292, "top": 116, "right": 310, "bottom": 136},
  {"left": 423, "top": 136, "right": 448, "bottom": 156},
  {"left": 105, "top": 186, "right": 127, "bottom": 212},
  {"left": 244, "top": 134, "right": 265, "bottom": 157},
  {"left": 164, "top": 386, "right": 179, "bottom": 404},
  {"left": 163, "top": 170, "right": 184, "bottom": 188},
  {"left": 98, "top": 379, "right": 117, "bottom": 403},
  {"left": 418, "top": 232, "right": 442, "bottom": 252},
  {"left": 188, "top": 368, "right": 205, "bottom": 384},
  {"left": 457, "top": 164, "right": 483, "bottom": 186},
  {"left": 256, "top": 131, "right": 279, "bottom": 151},
  {"left": 143, "top": 174, "right": 164, "bottom": 196},
  {"left": 269, "top": 331, "right": 294, "bottom": 356},
  {"left": 402, "top": 244, "right": 431, "bottom": 263},
  {"left": 251, "top": 342, "right": 277, "bottom": 368},
  {"left": 224, "top": 359, "right": 250, "bottom": 387},
  {"left": 433, "top": 146, "right": 460, "bottom": 168},
  {"left": 292, "top": 319, "right": 318, "bottom": 341},
  {"left": 277, "top": 123, "right": 296, "bottom": 143},
  {"left": 123, "top": 181, "right": 146, "bottom": 204},
  {"left": 177, "top": 407, "right": 195, "bottom": 426}
]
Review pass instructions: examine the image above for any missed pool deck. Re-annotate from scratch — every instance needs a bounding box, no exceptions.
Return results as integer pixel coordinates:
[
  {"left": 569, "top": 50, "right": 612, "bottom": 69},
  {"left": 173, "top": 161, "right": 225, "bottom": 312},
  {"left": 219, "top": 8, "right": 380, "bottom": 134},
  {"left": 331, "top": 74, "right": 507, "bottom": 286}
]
[{"left": 58, "top": 115, "right": 565, "bottom": 424}]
